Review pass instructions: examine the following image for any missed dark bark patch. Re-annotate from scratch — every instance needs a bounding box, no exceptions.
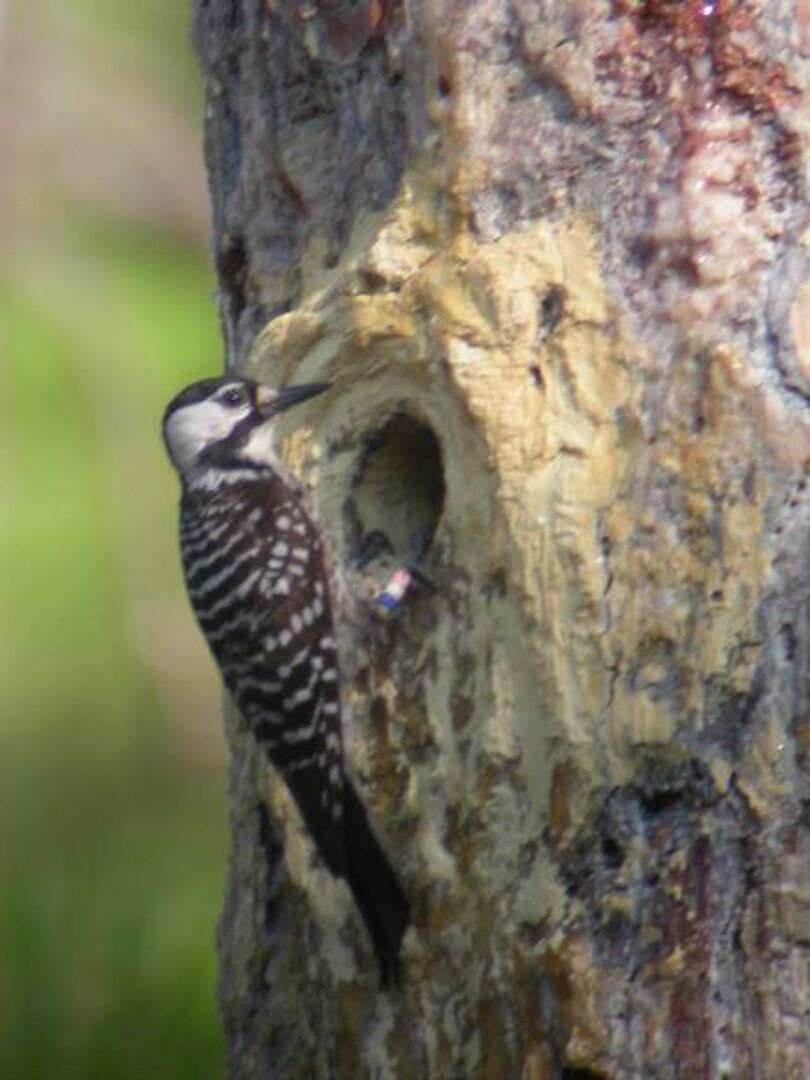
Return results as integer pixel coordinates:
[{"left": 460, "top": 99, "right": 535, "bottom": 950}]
[
  {"left": 216, "top": 233, "right": 248, "bottom": 328},
  {"left": 541, "top": 284, "right": 565, "bottom": 334},
  {"left": 256, "top": 799, "right": 285, "bottom": 934}
]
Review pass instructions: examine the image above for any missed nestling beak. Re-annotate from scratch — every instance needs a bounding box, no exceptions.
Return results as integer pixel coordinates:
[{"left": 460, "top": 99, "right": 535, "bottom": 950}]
[{"left": 255, "top": 382, "right": 331, "bottom": 418}]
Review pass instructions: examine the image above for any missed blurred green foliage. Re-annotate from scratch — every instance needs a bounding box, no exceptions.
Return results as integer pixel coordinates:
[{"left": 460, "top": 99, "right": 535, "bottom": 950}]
[
  {"left": 3, "top": 225, "right": 219, "bottom": 753},
  {"left": 0, "top": 761, "right": 225, "bottom": 1080},
  {"left": 1, "top": 5, "right": 229, "bottom": 1077}
]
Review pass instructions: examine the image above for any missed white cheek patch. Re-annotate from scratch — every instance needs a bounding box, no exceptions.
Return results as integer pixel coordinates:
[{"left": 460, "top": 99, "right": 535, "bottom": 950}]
[
  {"left": 241, "top": 422, "right": 281, "bottom": 468},
  {"left": 165, "top": 400, "right": 249, "bottom": 472}
]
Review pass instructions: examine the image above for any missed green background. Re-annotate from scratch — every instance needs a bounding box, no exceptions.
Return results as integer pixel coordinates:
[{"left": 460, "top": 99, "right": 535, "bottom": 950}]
[{"left": 2, "top": 4, "right": 228, "bottom": 1076}]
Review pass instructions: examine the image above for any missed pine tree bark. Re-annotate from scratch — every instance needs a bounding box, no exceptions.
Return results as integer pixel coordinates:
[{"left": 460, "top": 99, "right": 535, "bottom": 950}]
[{"left": 193, "top": 3, "right": 810, "bottom": 1077}]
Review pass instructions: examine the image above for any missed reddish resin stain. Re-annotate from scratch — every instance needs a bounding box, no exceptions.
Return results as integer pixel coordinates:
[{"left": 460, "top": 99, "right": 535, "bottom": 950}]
[
  {"left": 293, "top": 0, "right": 401, "bottom": 60},
  {"left": 592, "top": 0, "right": 802, "bottom": 321},
  {"left": 608, "top": 0, "right": 800, "bottom": 118}
]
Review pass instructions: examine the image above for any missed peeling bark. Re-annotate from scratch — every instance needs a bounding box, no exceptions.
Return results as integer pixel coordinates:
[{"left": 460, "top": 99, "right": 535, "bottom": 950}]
[{"left": 193, "top": 2, "right": 810, "bottom": 1076}]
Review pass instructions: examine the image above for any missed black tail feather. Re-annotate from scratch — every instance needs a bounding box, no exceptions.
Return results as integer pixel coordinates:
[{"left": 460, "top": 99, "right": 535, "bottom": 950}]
[{"left": 341, "top": 778, "right": 409, "bottom": 988}]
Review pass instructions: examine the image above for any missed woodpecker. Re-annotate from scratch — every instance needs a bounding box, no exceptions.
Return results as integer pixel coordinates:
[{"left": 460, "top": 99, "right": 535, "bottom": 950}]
[{"left": 162, "top": 375, "right": 408, "bottom": 986}]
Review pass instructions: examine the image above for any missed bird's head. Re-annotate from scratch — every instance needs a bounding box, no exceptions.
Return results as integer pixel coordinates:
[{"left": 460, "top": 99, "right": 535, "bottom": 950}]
[{"left": 162, "top": 376, "right": 329, "bottom": 483}]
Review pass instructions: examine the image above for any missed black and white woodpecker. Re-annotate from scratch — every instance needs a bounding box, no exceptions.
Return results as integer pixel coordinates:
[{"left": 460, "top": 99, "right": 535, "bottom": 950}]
[{"left": 162, "top": 375, "right": 408, "bottom": 986}]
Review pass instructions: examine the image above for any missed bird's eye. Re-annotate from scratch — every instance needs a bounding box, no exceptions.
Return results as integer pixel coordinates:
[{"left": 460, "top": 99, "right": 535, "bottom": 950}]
[{"left": 222, "top": 386, "right": 246, "bottom": 407}]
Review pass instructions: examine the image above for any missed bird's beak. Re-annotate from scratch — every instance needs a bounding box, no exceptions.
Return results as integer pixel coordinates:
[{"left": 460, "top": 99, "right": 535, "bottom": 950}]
[{"left": 255, "top": 382, "right": 331, "bottom": 417}]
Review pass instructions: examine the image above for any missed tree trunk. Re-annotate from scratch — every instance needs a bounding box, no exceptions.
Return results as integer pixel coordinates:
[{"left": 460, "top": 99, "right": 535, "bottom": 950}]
[{"left": 192, "top": 3, "right": 810, "bottom": 1076}]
